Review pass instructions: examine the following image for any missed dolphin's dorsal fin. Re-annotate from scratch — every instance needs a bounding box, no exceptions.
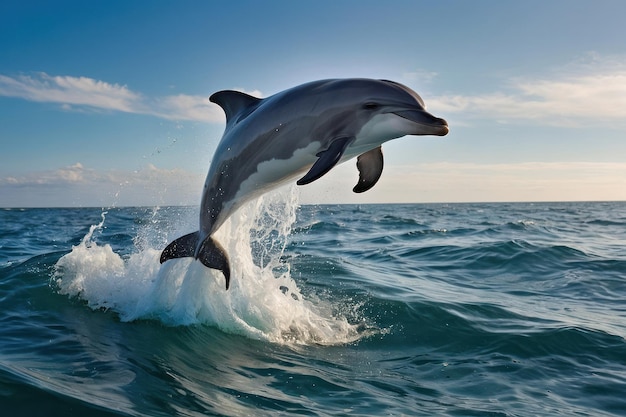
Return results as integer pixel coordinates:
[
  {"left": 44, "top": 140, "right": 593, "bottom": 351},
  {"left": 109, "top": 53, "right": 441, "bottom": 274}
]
[
  {"left": 353, "top": 146, "right": 384, "bottom": 193},
  {"left": 210, "top": 90, "right": 262, "bottom": 125},
  {"left": 297, "top": 136, "right": 354, "bottom": 186}
]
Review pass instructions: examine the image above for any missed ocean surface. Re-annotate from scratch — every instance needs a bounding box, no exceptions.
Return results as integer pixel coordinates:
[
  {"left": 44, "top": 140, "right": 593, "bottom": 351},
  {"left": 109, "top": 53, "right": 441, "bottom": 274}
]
[{"left": 1, "top": 191, "right": 625, "bottom": 416}]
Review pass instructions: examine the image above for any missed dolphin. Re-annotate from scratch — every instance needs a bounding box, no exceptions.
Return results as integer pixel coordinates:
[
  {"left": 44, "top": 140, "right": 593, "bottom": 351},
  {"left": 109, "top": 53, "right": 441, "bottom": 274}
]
[{"left": 160, "top": 78, "right": 448, "bottom": 289}]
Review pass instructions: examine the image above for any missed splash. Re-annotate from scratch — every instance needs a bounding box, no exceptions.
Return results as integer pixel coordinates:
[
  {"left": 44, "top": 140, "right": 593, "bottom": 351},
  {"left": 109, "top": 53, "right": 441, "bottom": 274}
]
[{"left": 53, "top": 186, "right": 363, "bottom": 345}]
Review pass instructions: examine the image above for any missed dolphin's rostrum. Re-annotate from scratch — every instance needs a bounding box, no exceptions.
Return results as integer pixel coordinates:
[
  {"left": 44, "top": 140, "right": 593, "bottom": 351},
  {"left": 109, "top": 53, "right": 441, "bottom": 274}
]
[{"left": 160, "top": 78, "right": 449, "bottom": 289}]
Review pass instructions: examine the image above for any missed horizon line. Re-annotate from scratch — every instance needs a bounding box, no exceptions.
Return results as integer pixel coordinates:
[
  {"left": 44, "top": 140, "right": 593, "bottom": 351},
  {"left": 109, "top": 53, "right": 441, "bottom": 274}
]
[{"left": 3, "top": 199, "right": 625, "bottom": 210}]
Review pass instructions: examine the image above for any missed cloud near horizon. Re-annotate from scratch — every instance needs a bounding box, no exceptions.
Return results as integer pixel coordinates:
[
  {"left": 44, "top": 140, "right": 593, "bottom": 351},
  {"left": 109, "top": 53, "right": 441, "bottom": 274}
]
[
  {"left": 3, "top": 160, "right": 622, "bottom": 208},
  {"left": 298, "top": 160, "right": 626, "bottom": 204},
  {"left": 0, "top": 163, "right": 204, "bottom": 207}
]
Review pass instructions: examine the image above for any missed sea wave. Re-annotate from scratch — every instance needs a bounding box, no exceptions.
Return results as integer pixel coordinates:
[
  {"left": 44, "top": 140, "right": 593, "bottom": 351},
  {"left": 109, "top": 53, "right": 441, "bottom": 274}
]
[
  {"left": 1, "top": 200, "right": 625, "bottom": 416},
  {"left": 51, "top": 188, "right": 369, "bottom": 346}
]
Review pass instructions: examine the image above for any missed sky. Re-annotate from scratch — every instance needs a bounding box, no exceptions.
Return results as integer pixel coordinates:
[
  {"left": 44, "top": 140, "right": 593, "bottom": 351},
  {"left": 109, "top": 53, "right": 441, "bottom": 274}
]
[{"left": 1, "top": 0, "right": 626, "bottom": 207}]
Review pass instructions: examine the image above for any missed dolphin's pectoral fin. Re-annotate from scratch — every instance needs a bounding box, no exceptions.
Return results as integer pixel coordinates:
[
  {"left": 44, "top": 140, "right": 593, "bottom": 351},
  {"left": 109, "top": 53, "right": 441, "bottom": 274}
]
[
  {"left": 197, "top": 236, "right": 231, "bottom": 290},
  {"left": 160, "top": 232, "right": 200, "bottom": 263},
  {"left": 297, "top": 136, "right": 354, "bottom": 185},
  {"left": 353, "top": 146, "right": 384, "bottom": 193}
]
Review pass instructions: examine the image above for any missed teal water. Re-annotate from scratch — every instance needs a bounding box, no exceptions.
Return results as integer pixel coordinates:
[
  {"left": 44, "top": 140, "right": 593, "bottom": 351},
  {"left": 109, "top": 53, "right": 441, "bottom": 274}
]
[{"left": 1, "top": 194, "right": 625, "bottom": 416}]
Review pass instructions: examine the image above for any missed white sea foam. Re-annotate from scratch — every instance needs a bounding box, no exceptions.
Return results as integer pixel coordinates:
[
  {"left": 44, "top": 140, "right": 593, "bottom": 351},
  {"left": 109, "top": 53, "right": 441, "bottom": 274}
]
[{"left": 53, "top": 186, "right": 362, "bottom": 345}]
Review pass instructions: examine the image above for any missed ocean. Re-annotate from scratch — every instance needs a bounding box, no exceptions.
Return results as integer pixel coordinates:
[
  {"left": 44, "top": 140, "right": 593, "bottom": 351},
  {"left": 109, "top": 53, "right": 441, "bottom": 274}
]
[{"left": 1, "top": 190, "right": 625, "bottom": 416}]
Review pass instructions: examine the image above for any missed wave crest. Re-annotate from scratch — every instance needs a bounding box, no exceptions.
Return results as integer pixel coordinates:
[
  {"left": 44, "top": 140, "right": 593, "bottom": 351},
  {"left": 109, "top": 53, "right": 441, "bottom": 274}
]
[{"left": 53, "top": 187, "right": 365, "bottom": 345}]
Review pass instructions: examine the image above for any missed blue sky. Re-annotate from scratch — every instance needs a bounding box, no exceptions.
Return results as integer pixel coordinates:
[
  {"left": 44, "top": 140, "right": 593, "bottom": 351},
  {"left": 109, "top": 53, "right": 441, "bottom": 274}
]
[{"left": 1, "top": 0, "right": 626, "bottom": 207}]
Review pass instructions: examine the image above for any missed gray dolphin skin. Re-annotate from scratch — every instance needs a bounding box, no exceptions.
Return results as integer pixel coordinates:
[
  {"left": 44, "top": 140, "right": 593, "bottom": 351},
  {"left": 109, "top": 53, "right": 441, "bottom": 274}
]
[{"left": 160, "top": 78, "right": 449, "bottom": 289}]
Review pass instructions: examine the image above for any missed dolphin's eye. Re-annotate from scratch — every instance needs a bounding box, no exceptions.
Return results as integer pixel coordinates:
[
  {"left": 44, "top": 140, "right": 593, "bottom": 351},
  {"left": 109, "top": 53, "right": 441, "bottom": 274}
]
[{"left": 363, "top": 103, "right": 379, "bottom": 110}]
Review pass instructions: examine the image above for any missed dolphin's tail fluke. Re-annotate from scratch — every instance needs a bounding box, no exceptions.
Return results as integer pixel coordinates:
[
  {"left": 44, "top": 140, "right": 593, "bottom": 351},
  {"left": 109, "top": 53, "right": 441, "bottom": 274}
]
[
  {"left": 160, "top": 231, "right": 199, "bottom": 262},
  {"left": 196, "top": 236, "right": 231, "bottom": 290},
  {"left": 160, "top": 232, "right": 231, "bottom": 290}
]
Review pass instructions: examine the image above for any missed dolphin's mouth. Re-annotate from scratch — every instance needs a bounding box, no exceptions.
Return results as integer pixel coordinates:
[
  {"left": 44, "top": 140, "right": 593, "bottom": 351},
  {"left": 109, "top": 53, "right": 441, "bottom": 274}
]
[
  {"left": 432, "top": 123, "right": 449, "bottom": 136},
  {"left": 393, "top": 110, "right": 449, "bottom": 136}
]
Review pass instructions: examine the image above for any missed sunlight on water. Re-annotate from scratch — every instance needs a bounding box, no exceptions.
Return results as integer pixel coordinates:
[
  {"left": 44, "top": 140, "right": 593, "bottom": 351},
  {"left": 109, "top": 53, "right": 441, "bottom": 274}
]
[{"left": 53, "top": 186, "right": 363, "bottom": 345}]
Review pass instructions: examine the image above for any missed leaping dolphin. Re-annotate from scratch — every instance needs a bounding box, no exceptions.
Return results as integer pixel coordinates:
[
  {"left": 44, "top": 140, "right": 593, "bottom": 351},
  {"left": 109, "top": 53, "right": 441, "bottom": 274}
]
[{"left": 160, "top": 78, "right": 449, "bottom": 289}]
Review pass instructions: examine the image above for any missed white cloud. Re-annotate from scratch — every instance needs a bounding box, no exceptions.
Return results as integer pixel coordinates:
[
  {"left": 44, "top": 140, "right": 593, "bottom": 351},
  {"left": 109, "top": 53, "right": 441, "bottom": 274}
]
[
  {"left": 0, "top": 162, "right": 94, "bottom": 187},
  {"left": 55, "top": 162, "right": 87, "bottom": 183},
  {"left": 0, "top": 73, "right": 141, "bottom": 113},
  {"left": 0, "top": 72, "right": 225, "bottom": 123},
  {"left": 151, "top": 94, "right": 224, "bottom": 123},
  {"left": 429, "top": 60, "right": 626, "bottom": 127},
  {"left": 4, "top": 55, "right": 626, "bottom": 129}
]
